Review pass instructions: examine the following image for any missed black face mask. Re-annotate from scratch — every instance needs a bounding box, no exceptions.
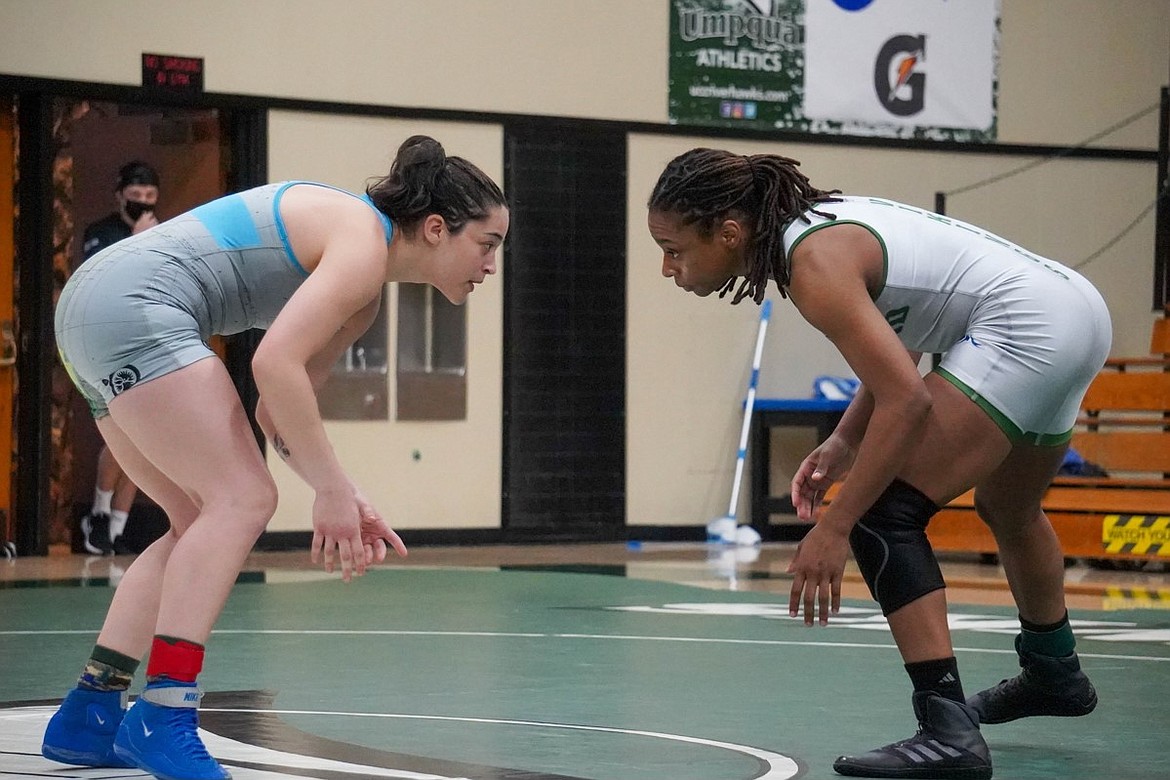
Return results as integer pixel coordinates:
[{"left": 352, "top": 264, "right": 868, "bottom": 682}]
[{"left": 124, "top": 201, "right": 155, "bottom": 221}]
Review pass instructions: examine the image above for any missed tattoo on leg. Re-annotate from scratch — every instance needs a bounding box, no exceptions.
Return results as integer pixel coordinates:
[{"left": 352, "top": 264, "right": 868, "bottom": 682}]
[{"left": 273, "top": 433, "right": 291, "bottom": 460}]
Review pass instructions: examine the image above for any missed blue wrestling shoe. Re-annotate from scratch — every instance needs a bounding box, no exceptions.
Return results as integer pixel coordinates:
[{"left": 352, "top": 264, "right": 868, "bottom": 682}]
[
  {"left": 41, "top": 686, "right": 136, "bottom": 768},
  {"left": 113, "top": 681, "right": 231, "bottom": 780}
]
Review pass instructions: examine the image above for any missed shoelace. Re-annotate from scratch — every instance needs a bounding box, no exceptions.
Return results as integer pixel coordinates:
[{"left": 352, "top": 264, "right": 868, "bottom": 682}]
[
  {"left": 161, "top": 706, "right": 216, "bottom": 763},
  {"left": 989, "top": 667, "right": 1035, "bottom": 699},
  {"left": 885, "top": 728, "right": 933, "bottom": 751}
]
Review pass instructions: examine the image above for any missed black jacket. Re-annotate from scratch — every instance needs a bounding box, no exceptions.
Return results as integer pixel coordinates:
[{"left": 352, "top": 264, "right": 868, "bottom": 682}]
[{"left": 81, "top": 213, "right": 132, "bottom": 261}]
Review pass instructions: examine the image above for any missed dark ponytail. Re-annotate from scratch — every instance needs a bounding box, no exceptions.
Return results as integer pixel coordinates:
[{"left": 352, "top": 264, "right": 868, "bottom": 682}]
[
  {"left": 647, "top": 148, "right": 839, "bottom": 304},
  {"left": 366, "top": 135, "right": 506, "bottom": 235}
]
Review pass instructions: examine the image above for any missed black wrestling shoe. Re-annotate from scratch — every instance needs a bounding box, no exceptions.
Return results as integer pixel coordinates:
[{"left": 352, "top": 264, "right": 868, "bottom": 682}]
[
  {"left": 833, "top": 692, "right": 991, "bottom": 779},
  {"left": 967, "top": 634, "right": 1097, "bottom": 725},
  {"left": 80, "top": 512, "right": 114, "bottom": 556},
  {"left": 111, "top": 535, "right": 137, "bottom": 556}
]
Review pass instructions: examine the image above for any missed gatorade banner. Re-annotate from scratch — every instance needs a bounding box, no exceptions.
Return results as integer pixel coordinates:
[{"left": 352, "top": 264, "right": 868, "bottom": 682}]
[
  {"left": 668, "top": 0, "right": 999, "bottom": 141},
  {"left": 803, "top": 0, "right": 998, "bottom": 133}
]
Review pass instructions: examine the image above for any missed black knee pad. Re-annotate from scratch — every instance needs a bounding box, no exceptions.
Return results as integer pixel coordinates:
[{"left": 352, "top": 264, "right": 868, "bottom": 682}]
[{"left": 849, "top": 478, "right": 945, "bottom": 616}]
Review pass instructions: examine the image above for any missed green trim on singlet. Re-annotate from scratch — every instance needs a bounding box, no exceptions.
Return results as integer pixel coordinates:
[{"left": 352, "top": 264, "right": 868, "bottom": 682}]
[
  {"left": 786, "top": 220, "right": 888, "bottom": 300},
  {"left": 1023, "top": 428, "right": 1073, "bottom": 446},
  {"left": 935, "top": 367, "right": 1021, "bottom": 440},
  {"left": 934, "top": 367, "right": 1073, "bottom": 446}
]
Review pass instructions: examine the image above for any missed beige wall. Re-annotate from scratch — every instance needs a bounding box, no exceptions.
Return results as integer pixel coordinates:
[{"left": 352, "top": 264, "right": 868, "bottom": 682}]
[
  {"left": 0, "top": 0, "right": 666, "bottom": 124},
  {"left": 3, "top": 1, "right": 1167, "bottom": 531},
  {"left": 2, "top": 1, "right": 1165, "bottom": 147},
  {"left": 999, "top": 0, "right": 1168, "bottom": 147},
  {"left": 266, "top": 113, "right": 504, "bottom": 531}
]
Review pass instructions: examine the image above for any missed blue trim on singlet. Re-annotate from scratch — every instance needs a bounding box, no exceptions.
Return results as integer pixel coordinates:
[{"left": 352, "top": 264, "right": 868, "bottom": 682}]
[
  {"left": 271, "top": 182, "right": 395, "bottom": 278},
  {"left": 191, "top": 194, "right": 262, "bottom": 249},
  {"left": 360, "top": 193, "right": 394, "bottom": 244},
  {"left": 272, "top": 182, "right": 310, "bottom": 277}
]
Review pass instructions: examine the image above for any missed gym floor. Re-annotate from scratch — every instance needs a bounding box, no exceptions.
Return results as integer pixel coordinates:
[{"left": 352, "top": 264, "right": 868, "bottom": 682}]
[{"left": 2, "top": 543, "right": 1168, "bottom": 779}]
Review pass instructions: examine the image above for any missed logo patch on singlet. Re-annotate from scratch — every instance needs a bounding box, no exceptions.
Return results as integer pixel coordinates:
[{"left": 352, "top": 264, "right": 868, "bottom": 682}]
[
  {"left": 885, "top": 306, "right": 909, "bottom": 333},
  {"left": 104, "top": 365, "right": 141, "bottom": 395}
]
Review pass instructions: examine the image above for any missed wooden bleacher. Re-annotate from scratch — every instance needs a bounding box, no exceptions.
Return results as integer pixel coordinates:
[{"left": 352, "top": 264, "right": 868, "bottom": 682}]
[
  {"left": 930, "top": 313, "right": 1170, "bottom": 563},
  {"left": 1102, "top": 305, "right": 1169, "bottom": 371}
]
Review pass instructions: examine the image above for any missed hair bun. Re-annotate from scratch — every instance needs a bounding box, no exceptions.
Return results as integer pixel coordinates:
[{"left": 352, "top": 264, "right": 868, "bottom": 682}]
[
  {"left": 365, "top": 135, "right": 505, "bottom": 235},
  {"left": 396, "top": 135, "right": 446, "bottom": 170}
]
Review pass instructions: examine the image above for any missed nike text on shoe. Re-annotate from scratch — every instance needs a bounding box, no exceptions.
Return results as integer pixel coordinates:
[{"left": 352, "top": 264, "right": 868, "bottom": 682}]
[
  {"left": 967, "top": 635, "right": 1098, "bottom": 725},
  {"left": 833, "top": 692, "right": 992, "bottom": 779},
  {"left": 81, "top": 511, "right": 115, "bottom": 556},
  {"left": 113, "top": 682, "right": 231, "bottom": 780},
  {"left": 41, "top": 687, "right": 136, "bottom": 768}
]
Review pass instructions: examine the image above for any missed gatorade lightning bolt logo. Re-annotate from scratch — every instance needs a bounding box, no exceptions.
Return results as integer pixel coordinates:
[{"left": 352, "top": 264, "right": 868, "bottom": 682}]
[
  {"left": 874, "top": 34, "right": 926, "bottom": 116},
  {"left": 890, "top": 53, "right": 919, "bottom": 102}
]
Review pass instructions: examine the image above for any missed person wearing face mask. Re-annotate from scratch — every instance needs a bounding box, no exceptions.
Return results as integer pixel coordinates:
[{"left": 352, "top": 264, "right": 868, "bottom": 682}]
[
  {"left": 82, "top": 160, "right": 161, "bottom": 258},
  {"left": 76, "top": 161, "right": 161, "bottom": 556}
]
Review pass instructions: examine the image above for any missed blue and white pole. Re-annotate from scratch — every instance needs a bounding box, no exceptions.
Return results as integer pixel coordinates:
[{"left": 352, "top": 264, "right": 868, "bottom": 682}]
[{"left": 712, "top": 299, "right": 771, "bottom": 544}]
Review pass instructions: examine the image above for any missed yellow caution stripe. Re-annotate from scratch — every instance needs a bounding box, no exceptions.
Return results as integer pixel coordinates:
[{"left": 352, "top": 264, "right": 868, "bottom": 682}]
[
  {"left": 1103, "top": 586, "right": 1170, "bottom": 611},
  {"left": 1101, "top": 515, "right": 1170, "bottom": 556}
]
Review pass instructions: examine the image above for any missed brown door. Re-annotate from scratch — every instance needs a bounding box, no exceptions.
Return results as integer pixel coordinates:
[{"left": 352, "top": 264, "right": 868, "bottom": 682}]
[
  {"left": 60, "top": 100, "right": 229, "bottom": 552},
  {"left": 4, "top": 90, "right": 263, "bottom": 557}
]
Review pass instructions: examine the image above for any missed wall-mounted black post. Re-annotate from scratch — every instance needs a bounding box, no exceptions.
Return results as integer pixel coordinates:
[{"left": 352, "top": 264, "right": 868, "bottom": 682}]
[{"left": 14, "top": 93, "right": 54, "bottom": 556}]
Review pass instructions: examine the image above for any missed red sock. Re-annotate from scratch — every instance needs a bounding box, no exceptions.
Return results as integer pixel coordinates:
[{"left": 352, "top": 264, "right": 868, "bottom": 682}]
[{"left": 145, "top": 635, "right": 204, "bottom": 683}]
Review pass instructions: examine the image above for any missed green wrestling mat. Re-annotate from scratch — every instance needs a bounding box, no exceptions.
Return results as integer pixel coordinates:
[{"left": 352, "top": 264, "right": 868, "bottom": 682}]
[{"left": 2, "top": 567, "right": 1167, "bottom": 779}]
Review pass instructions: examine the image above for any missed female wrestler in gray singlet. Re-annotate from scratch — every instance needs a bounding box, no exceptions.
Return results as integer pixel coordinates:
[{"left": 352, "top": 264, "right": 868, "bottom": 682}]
[{"left": 44, "top": 136, "right": 508, "bottom": 780}]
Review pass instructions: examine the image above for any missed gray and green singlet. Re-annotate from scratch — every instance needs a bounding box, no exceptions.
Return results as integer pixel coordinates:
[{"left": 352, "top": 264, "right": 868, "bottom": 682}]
[
  {"left": 55, "top": 181, "right": 392, "bottom": 417},
  {"left": 782, "top": 196, "right": 1112, "bottom": 445}
]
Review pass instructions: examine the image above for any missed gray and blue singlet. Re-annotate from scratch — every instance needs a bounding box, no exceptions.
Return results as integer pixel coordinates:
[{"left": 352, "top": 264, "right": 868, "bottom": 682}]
[{"left": 55, "top": 181, "right": 393, "bottom": 417}]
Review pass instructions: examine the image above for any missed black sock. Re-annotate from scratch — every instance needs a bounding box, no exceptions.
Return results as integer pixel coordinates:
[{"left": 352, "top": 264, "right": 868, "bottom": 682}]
[
  {"left": 78, "top": 644, "right": 139, "bottom": 692},
  {"left": 905, "top": 656, "right": 965, "bottom": 703}
]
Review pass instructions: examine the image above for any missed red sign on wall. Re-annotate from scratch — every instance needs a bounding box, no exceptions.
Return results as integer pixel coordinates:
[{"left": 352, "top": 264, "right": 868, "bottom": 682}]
[{"left": 142, "top": 53, "right": 204, "bottom": 93}]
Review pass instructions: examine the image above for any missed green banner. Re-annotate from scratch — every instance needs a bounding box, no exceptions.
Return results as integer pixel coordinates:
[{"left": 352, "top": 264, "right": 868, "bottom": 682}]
[
  {"left": 668, "top": 0, "right": 806, "bottom": 130},
  {"left": 668, "top": 0, "right": 996, "bottom": 141}
]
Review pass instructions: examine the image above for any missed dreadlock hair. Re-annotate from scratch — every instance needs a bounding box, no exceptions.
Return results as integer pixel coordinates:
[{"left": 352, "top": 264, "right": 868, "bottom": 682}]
[
  {"left": 647, "top": 148, "right": 840, "bottom": 304},
  {"left": 366, "top": 135, "right": 506, "bottom": 237}
]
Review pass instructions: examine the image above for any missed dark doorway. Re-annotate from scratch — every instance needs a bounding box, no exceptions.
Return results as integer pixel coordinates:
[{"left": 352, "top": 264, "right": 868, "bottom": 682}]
[
  {"left": 502, "top": 122, "right": 627, "bottom": 540},
  {"left": 55, "top": 100, "right": 229, "bottom": 554},
  {"left": 6, "top": 86, "right": 266, "bottom": 557}
]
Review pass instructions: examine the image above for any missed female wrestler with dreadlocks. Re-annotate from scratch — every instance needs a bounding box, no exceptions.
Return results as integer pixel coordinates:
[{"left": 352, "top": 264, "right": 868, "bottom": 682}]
[{"left": 647, "top": 148, "right": 1107, "bottom": 779}]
